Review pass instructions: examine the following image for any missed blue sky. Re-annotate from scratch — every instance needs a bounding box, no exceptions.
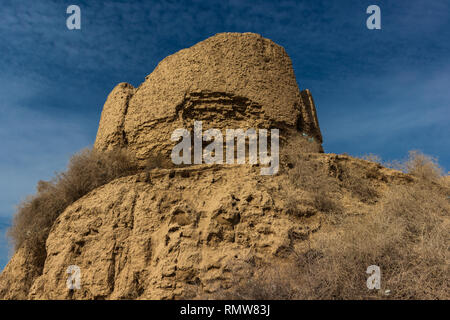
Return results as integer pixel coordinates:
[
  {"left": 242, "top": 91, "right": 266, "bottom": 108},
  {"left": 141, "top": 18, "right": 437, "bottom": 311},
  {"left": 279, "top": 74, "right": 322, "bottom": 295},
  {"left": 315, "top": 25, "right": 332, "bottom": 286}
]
[{"left": 0, "top": 0, "right": 449, "bottom": 269}]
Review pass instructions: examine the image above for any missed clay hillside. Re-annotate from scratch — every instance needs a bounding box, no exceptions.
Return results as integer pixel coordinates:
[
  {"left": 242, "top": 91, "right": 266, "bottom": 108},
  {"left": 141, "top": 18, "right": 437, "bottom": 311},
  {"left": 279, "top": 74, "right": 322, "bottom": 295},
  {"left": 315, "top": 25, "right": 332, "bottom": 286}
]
[{"left": 0, "top": 33, "right": 448, "bottom": 300}]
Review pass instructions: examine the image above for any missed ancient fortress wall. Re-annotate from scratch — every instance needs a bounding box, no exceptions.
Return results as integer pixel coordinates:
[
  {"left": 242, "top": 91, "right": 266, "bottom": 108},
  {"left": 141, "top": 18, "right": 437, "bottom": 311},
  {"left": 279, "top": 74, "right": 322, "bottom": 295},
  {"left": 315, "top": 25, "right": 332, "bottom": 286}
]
[{"left": 94, "top": 32, "right": 323, "bottom": 160}]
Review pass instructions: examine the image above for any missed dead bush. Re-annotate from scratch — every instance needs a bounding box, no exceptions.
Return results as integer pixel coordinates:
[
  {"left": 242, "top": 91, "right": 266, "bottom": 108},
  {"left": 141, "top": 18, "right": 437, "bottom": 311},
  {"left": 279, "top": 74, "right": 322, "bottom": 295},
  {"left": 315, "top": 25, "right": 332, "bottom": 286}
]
[
  {"left": 284, "top": 151, "right": 342, "bottom": 214},
  {"left": 8, "top": 148, "right": 139, "bottom": 262},
  {"left": 312, "top": 189, "right": 341, "bottom": 214},
  {"left": 210, "top": 260, "right": 300, "bottom": 300},
  {"left": 360, "top": 153, "right": 382, "bottom": 164},
  {"left": 327, "top": 156, "right": 379, "bottom": 203},
  {"left": 313, "top": 182, "right": 447, "bottom": 299},
  {"left": 405, "top": 150, "right": 443, "bottom": 182},
  {"left": 388, "top": 150, "right": 443, "bottom": 183},
  {"left": 284, "top": 191, "right": 317, "bottom": 217},
  {"left": 282, "top": 134, "right": 322, "bottom": 157},
  {"left": 219, "top": 150, "right": 449, "bottom": 300},
  {"left": 285, "top": 192, "right": 302, "bottom": 217},
  {"left": 284, "top": 152, "right": 328, "bottom": 190},
  {"left": 216, "top": 181, "right": 448, "bottom": 299},
  {"left": 340, "top": 170, "right": 379, "bottom": 203}
]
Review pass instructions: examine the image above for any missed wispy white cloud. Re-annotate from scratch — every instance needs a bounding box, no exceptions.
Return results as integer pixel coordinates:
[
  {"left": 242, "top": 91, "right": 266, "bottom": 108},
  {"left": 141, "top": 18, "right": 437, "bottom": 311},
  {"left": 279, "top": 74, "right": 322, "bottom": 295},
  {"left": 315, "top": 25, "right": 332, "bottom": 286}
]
[{"left": 0, "top": 76, "right": 93, "bottom": 218}]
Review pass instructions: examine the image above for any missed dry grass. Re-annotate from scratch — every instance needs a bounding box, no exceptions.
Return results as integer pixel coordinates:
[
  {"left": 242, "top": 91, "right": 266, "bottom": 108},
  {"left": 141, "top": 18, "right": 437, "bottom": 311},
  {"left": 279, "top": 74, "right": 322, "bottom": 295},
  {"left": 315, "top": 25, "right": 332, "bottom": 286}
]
[
  {"left": 339, "top": 169, "right": 379, "bottom": 203},
  {"left": 283, "top": 134, "right": 322, "bottom": 155},
  {"left": 8, "top": 148, "right": 140, "bottom": 262},
  {"left": 388, "top": 150, "right": 443, "bottom": 183},
  {"left": 312, "top": 189, "right": 341, "bottom": 214},
  {"left": 284, "top": 151, "right": 342, "bottom": 215},
  {"left": 215, "top": 183, "right": 449, "bottom": 299},
  {"left": 284, "top": 192, "right": 304, "bottom": 217},
  {"left": 298, "top": 180, "right": 448, "bottom": 299},
  {"left": 217, "top": 150, "right": 449, "bottom": 300},
  {"left": 211, "top": 261, "right": 300, "bottom": 300},
  {"left": 360, "top": 153, "right": 382, "bottom": 164},
  {"left": 405, "top": 150, "right": 443, "bottom": 182}
]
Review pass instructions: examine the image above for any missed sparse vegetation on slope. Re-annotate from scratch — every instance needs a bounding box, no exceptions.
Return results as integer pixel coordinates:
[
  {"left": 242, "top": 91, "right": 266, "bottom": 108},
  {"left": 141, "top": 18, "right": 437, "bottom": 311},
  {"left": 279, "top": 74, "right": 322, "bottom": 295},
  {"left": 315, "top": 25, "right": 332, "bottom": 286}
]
[
  {"left": 212, "top": 151, "right": 449, "bottom": 300},
  {"left": 8, "top": 148, "right": 139, "bottom": 262}
]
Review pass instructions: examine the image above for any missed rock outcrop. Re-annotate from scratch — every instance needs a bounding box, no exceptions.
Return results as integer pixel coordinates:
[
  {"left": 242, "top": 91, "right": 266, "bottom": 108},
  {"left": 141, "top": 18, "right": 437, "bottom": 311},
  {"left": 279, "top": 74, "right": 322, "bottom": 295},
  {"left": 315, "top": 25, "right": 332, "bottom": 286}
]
[
  {"left": 26, "top": 165, "right": 319, "bottom": 299},
  {"left": 94, "top": 32, "right": 323, "bottom": 161},
  {"left": 1, "top": 33, "right": 417, "bottom": 300},
  {"left": 0, "top": 153, "right": 415, "bottom": 300}
]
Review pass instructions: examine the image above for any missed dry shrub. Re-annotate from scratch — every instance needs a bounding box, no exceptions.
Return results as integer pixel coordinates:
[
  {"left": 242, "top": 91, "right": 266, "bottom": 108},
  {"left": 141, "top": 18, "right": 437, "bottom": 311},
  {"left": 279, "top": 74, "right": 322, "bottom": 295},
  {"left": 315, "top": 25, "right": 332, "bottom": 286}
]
[
  {"left": 312, "top": 189, "right": 341, "bottom": 213},
  {"left": 303, "top": 183, "right": 448, "bottom": 299},
  {"left": 285, "top": 192, "right": 303, "bottom": 217},
  {"left": 217, "top": 182, "right": 449, "bottom": 300},
  {"left": 360, "top": 153, "right": 382, "bottom": 164},
  {"left": 305, "top": 151, "right": 449, "bottom": 299},
  {"left": 405, "top": 150, "right": 443, "bottom": 182},
  {"left": 388, "top": 150, "right": 443, "bottom": 183},
  {"left": 340, "top": 169, "right": 379, "bottom": 203},
  {"left": 284, "top": 151, "right": 341, "bottom": 214},
  {"left": 210, "top": 260, "right": 300, "bottom": 300},
  {"left": 282, "top": 134, "right": 322, "bottom": 156},
  {"left": 287, "top": 155, "right": 325, "bottom": 190},
  {"left": 327, "top": 155, "right": 379, "bottom": 203},
  {"left": 219, "top": 150, "right": 449, "bottom": 299},
  {"left": 284, "top": 191, "right": 316, "bottom": 218},
  {"left": 8, "top": 148, "right": 139, "bottom": 261},
  {"left": 441, "top": 176, "right": 450, "bottom": 189}
]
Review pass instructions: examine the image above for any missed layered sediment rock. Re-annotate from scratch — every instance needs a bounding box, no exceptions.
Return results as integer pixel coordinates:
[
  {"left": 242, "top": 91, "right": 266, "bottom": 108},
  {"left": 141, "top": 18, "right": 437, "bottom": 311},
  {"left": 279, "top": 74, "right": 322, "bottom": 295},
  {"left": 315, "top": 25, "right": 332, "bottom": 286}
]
[
  {"left": 1, "top": 32, "right": 332, "bottom": 299},
  {"left": 94, "top": 32, "right": 323, "bottom": 160}
]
